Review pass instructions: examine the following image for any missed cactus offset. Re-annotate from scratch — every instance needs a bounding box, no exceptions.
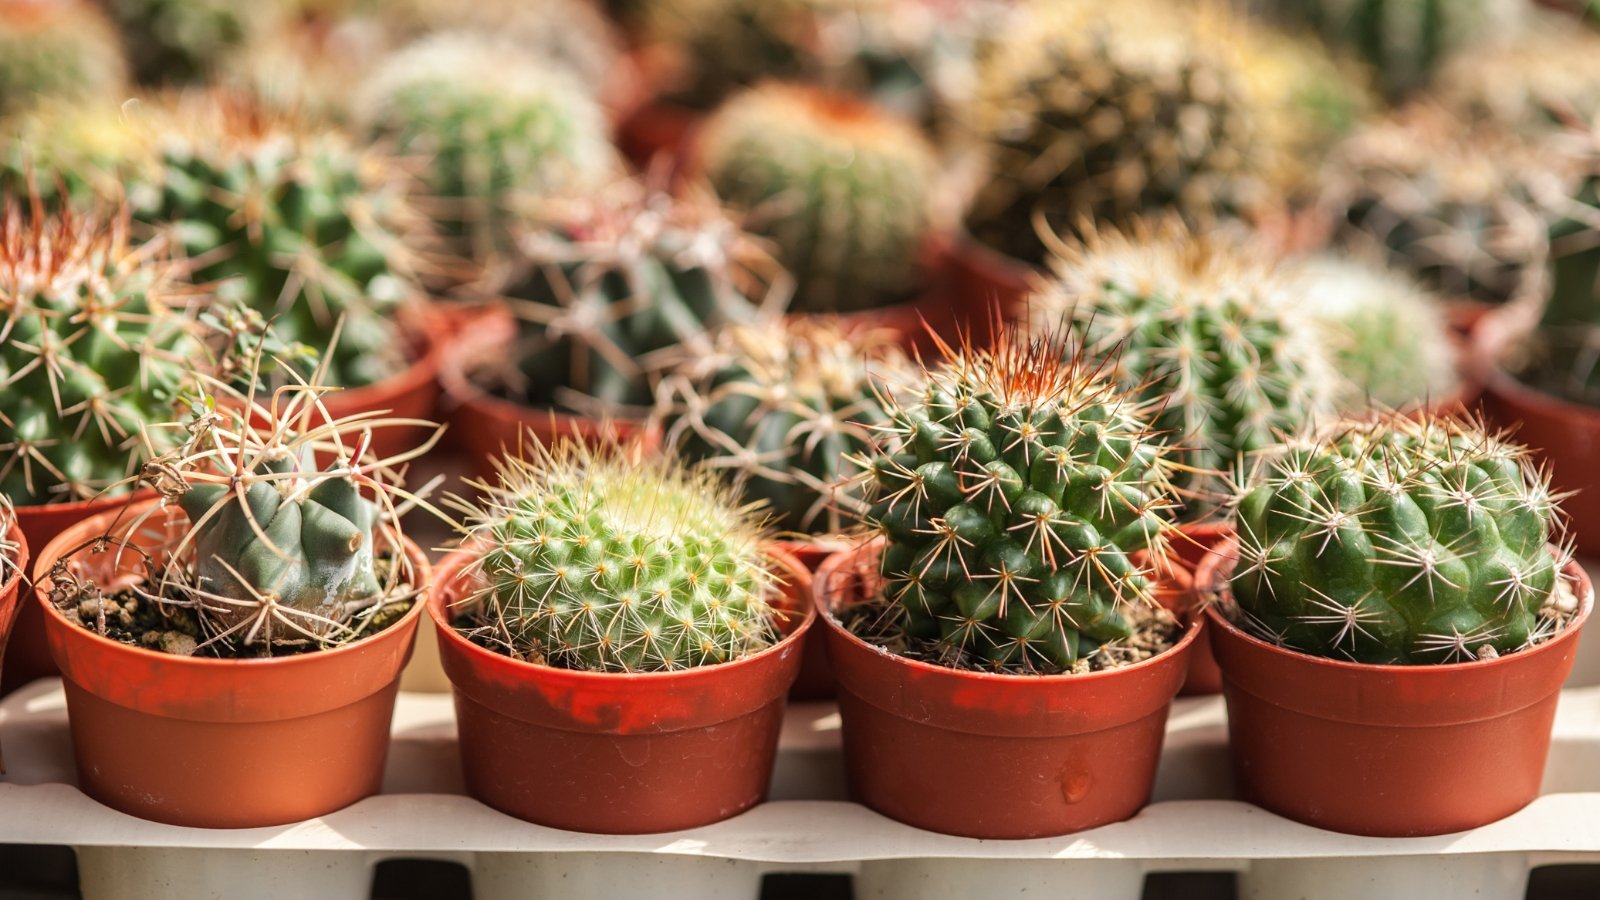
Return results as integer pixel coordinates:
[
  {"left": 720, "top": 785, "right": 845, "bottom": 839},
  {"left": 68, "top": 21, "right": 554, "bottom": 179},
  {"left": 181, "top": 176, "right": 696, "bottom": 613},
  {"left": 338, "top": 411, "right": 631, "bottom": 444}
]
[
  {"left": 0, "top": 198, "right": 200, "bottom": 506},
  {"left": 0, "top": 0, "right": 127, "bottom": 122},
  {"left": 1031, "top": 219, "right": 1340, "bottom": 513},
  {"left": 861, "top": 330, "right": 1175, "bottom": 672},
  {"left": 698, "top": 84, "right": 938, "bottom": 314},
  {"left": 657, "top": 318, "right": 911, "bottom": 535},
  {"left": 456, "top": 442, "right": 778, "bottom": 672},
  {"left": 1230, "top": 413, "right": 1572, "bottom": 664}
]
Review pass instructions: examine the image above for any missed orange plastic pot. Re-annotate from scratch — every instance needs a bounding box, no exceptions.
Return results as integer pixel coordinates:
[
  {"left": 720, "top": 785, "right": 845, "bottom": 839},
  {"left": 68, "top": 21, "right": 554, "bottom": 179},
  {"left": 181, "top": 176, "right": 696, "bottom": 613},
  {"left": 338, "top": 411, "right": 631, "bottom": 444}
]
[
  {"left": 1167, "top": 522, "right": 1231, "bottom": 696},
  {"left": 34, "top": 499, "right": 431, "bottom": 828},
  {"left": 2, "top": 492, "right": 152, "bottom": 695},
  {"left": 317, "top": 326, "right": 443, "bottom": 465},
  {"left": 817, "top": 538, "right": 1201, "bottom": 839},
  {"left": 1199, "top": 539, "right": 1592, "bottom": 837},
  {"left": 616, "top": 98, "right": 702, "bottom": 179},
  {"left": 431, "top": 543, "right": 816, "bottom": 834},
  {"left": 942, "top": 234, "right": 1038, "bottom": 349},
  {"left": 0, "top": 515, "right": 29, "bottom": 766},
  {"left": 775, "top": 538, "right": 846, "bottom": 702}
]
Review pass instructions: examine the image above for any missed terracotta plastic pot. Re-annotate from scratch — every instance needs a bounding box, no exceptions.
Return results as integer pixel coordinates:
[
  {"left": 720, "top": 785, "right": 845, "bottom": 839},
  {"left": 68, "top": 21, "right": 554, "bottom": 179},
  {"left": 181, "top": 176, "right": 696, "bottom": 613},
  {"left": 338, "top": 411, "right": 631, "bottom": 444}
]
[
  {"left": 431, "top": 543, "right": 816, "bottom": 834},
  {"left": 319, "top": 326, "right": 443, "bottom": 465},
  {"left": 942, "top": 235, "right": 1038, "bottom": 350},
  {"left": 817, "top": 538, "right": 1201, "bottom": 839},
  {"left": 1167, "top": 522, "right": 1231, "bottom": 696},
  {"left": 616, "top": 98, "right": 702, "bottom": 179},
  {"left": 2, "top": 492, "right": 152, "bottom": 695},
  {"left": 775, "top": 538, "right": 846, "bottom": 702},
  {"left": 34, "top": 499, "right": 431, "bottom": 828},
  {"left": 0, "top": 515, "right": 30, "bottom": 766},
  {"left": 1199, "top": 539, "right": 1592, "bottom": 837}
]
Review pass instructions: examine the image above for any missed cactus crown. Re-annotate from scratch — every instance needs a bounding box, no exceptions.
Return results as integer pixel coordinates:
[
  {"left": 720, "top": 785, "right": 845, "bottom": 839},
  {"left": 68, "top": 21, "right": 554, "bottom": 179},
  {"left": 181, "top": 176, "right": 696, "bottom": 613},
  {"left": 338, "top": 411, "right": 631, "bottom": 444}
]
[
  {"left": 1031, "top": 218, "right": 1341, "bottom": 515},
  {"left": 0, "top": 0, "right": 128, "bottom": 122},
  {"left": 1230, "top": 413, "right": 1574, "bottom": 664},
  {"left": 657, "top": 317, "right": 912, "bottom": 536},
  {"left": 0, "top": 196, "right": 202, "bottom": 505},
  {"left": 698, "top": 83, "right": 938, "bottom": 314},
  {"left": 453, "top": 441, "right": 778, "bottom": 672},
  {"left": 481, "top": 179, "right": 787, "bottom": 415},
  {"left": 860, "top": 328, "right": 1176, "bottom": 672}
]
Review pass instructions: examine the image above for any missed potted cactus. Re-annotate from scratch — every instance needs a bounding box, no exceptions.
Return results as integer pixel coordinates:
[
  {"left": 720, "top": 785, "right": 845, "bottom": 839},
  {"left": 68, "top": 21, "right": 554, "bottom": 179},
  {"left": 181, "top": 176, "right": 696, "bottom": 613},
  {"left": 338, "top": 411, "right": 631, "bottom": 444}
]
[
  {"left": 815, "top": 329, "right": 1202, "bottom": 839},
  {"left": 431, "top": 441, "right": 814, "bottom": 834},
  {"left": 0, "top": 198, "right": 204, "bottom": 693},
  {"left": 1199, "top": 412, "right": 1590, "bottom": 837},
  {"left": 440, "top": 178, "right": 785, "bottom": 474},
  {"left": 30, "top": 344, "right": 439, "bottom": 828}
]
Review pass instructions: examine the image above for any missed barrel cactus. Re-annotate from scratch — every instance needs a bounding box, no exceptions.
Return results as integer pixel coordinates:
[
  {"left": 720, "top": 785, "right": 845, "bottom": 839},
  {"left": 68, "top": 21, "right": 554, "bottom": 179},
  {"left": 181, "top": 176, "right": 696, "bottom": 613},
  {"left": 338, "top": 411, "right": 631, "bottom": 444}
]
[
  {"left": 698, "top": 83, "right": 938, "bottom": 314},
  {"left": 458, "top": 442, "right": 778, "bottom": 672},
  {"left": 656, "top": 318, "right": 911, "bottom": 535},
  {"left": 861, "top": 330, "right": 1175, "bottom": 672},
  {"left": 480, "top": 180, "right": 785, "bottom": 414},
  {"left": 1293, "top": 255, "right": 1460, "bottom": 413},
  {"left": 1230, "top": 413, "right": 1572, "bottom": 663},
  {"left": 1031, "top": 219, "right": 1341, "bottom": 513},
  {"left": 0, "top": 198, "right": 200, "bottom": 506},
  {"left": 359, "top": 30, "right": 620, "bottom": 261},
  {"left": 0, "top": 0, "right": 127, "bottom": 122}
]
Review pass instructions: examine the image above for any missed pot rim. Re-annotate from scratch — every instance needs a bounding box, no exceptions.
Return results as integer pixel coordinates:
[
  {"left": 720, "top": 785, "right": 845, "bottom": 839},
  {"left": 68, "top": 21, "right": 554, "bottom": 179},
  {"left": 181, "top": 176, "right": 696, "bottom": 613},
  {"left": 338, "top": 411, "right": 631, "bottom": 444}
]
[
  {"left": 428, "top": 540, "right": 817, "bottom": 683},
  {"left": 33, "top": 497, "right": 432, "bottom": 671},
  {"left": 1473, "top": 306, "right": 1600, "bottom": 425},
  {"left": 1198, "top": 536, "right": 1594, "bottom": 675},
  {"left": 13, "top": 487, "right": 157, "bottom": 522},
  {"left": 321, "top": 312, "right": 443, "bottom": 412},
  {"left": 818, "top": 536, "right": 1204, "bottom": 685},
  {"left": 1, "top": 517, "right": 28, "bottom": 601}
]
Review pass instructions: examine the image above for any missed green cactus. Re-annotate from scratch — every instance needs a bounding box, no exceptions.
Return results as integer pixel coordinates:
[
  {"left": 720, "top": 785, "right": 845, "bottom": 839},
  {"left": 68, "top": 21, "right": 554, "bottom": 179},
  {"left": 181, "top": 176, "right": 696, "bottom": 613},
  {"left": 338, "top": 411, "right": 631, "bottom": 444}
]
[
  {"left": 1030, "top": 219, "right": 1340, "bottom": 514},
  {"left": 458, "top": 441, "right": 778, "bottom": 672},
  {"left": 478, "top": 181, "right": 786, "bottom": 415},
  {"left": 1230, "top": 413, "right": 1571, "bottom": 663},
  {"left": 1433, "top": 25, "right": 1600, "bottom": 133},
  {"left": 392, "top": 0, "right": 624, "bottom": 90},
  {"left": 1292, "top": 254, "right": 1461, "bottom": 412},
  {"left": 861, "top": 330, "right": 1176, "bottom": 672},
  {"left": 105, "top": 0, "right": 273, "bottom": 85},
  {"left": 1516, "top": 128, "right": 1600, "bottom": 406},
  {"left": 0, "top": 198, "right": 201, "bottom": 506},
  {"left": 698, "top": 83, "right": 938, "bottom": 314},
  {"left": 657, "top": 318, "right": 911, "bottom": 536},
  {"left": 0, "top": 0, "right": 127, "bottom": 124},
  {"left": 359, "top": 30, "right": 619, "bottom": 263}
]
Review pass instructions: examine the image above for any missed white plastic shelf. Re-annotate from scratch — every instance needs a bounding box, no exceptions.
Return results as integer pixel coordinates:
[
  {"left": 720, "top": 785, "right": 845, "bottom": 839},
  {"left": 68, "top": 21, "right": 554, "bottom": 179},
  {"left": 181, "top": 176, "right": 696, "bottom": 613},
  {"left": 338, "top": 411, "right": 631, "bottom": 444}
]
[{"left": 4, "top": 561, "right": 1600, "bottom": 900}]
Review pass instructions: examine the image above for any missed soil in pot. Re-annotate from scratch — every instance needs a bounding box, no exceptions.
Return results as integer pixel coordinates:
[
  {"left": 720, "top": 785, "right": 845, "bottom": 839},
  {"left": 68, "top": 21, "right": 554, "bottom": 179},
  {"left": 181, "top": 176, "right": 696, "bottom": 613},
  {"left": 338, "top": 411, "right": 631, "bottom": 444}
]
[
  {"left": 431, "top": 543, "right": 815, "bottom": 835},
  {"left": 34, "top": 500, "right": 431, "bottom": 828},
  {"left": 817, "top": 539, "right": 1201, "bottom": 839},
  {"left": 1198, "top": 540, "right": 1592, "bottom": 837}
]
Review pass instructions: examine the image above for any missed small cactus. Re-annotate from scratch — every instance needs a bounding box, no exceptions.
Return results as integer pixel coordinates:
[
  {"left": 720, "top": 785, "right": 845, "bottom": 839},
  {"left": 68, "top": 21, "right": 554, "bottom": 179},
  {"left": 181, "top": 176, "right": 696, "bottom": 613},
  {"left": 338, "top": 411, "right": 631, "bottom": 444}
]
[
  {"left": 1230, "top": 413, "right": 1572, "bottom": 664},
  {"left": 860, "top": 329, "right": 1175, "bottom": 672},
  {"left": 0, "top": 197, "right": 202, "bottom": 506},
  {"left": 454, "top": 441, "right": 778, "bottom": 672},
  {"left": 656, "top": 318, "right": 912, "bottom": 535},
  {"left": 0, "top": 0, "right": 127, "bottom": 123},
  {"left": 1030, "top": 218, "right": 1341, "bottom": 513},
  {"left": 697, "top": 83, "right": 938, "bottom": 314}
]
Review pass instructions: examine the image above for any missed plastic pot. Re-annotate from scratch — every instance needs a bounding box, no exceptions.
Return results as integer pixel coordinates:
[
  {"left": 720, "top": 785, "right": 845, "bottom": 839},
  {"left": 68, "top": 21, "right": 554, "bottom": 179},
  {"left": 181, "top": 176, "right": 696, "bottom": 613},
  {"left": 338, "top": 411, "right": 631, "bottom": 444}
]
[
  {"left": 0, "top": 515, "right": 30, "bottom": 767},
  {"left": 431, "top": 543, "right": 816, "bottom": 834},
  {"left": 1199, "top": 539, "right": 1592, "bottom": 837},
  {"left": 942, "top": 234, "right": 1038, "bottom": 350},
  {"left": 2, "top": 492, "right": 153, "bottom": 695},
  {"left": 34, "top": 499, "right": 431, "bottom": 828},
  {"left": 775, "top": 537, "right": 847, "bottom": 702},
  {"left": 1167, "top": 522, "right": 1231, "bottom": 696},
  {"left": 318, "top": 325, "right": 443, "bottom": 465},
  {"left": 817, "top": 538, "right": 1202, "bottom": 839}
]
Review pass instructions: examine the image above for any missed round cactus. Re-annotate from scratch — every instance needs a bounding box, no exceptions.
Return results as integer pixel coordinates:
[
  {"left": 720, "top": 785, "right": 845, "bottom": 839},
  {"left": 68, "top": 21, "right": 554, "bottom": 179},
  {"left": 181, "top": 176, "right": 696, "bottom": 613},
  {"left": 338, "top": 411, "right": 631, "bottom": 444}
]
[
  {"left": 861, "top": 330, "right": 1175, "bottom": 672},
  {"left": 1230, "top": 413, "right": 1572, "bottom": 664},
  {"left": 460, "top": 442, "right": 778, "bottom": 672},
  {"left": 0, "top": 0, "right": 127, "bottom": 122},
  {"left": 0, "top": 198, "right": 200, "bottom": 506},
  {"left": 656, "top": 318, "right": 911, "bottom": 535},
  {"left": 105, "top": 0, "right": 273, "bottom": 85},
  {"left": 359, "top": 30, "right": 620, "bottom": 261},
  {"left": 698, "top": 83, "right": 938, "bottom": 314},
  {"left": 1291, "top": 254, "right": 1461, "bottom": 413},
  {"left": 1030, "top": 218, "right": 1341, "bottom": 514}
]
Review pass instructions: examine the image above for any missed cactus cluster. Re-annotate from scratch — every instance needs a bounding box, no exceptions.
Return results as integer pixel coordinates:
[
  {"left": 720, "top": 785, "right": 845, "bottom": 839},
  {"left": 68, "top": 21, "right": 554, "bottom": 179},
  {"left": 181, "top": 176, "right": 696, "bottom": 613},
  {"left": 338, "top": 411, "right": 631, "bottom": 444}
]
[
  {"left": 0, "top": 198, "right": 200, "bottom": 506},
  {"left": 656, "top": 318, "right": 910, "bottom": 536},
  {"left": 861, "top": 331, "right": 1175, "bottom": 672},
  {"left": 0, "top": 0, "right": 128, "bottom": 122},
  {"left": 698, "top": 84, "right": 937, "bottom": 314},
  {"left": 479, "top": 181, "right": 785, "bottom": 414},
  {"left": 1230, "top": 413, "right": 1571, "bottom": 664},
  {"left": 456, "top": 442, "right": 778, "bottom": 672},
  {"left": 1031, "top": 219, "right": 1340, "bottom": 513}
]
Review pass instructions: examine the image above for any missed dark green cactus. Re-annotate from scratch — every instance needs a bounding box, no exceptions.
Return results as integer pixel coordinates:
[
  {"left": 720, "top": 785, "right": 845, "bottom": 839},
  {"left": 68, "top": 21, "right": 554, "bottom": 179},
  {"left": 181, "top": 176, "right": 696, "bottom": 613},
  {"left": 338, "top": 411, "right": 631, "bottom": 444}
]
[
  {"left": 657, "top": 318, "right": 911, "bottom": 535},
  {"left": 106, "top": 0, "right": 269, "bottom": 85},
  {"left": 1518, "top": 126, "right": 1600, "bottom": 406},
  {"left": 1230, "top": 413, "right": 1571, "bottom": 663},
  {"left": 861, "top": 330, "right": 1175, "bottom": 672},
  {"left": 460, "top": 442, "right": 777, "bottom": 672},
  {"left": 0, "top": 0, "right": 128, "bottom": 122}
]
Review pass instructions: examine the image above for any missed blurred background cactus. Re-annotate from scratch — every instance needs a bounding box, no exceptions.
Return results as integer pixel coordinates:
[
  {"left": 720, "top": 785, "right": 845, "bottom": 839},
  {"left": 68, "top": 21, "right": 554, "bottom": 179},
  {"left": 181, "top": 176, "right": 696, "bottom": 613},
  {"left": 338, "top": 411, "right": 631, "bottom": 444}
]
[
  {"left": 105, "top": 0, "right": 275, "bottom": 86},
  {"left": 0, "top": 0, "right": 127, "bottom": 123},
  {"left": 697, "top": 83, "right": 939, "bottom": 314},
  {"left": 455, "top": 441, "right": 777, "bottom": 671},
  {"left": 1230, "top": 413, "right": 1571, "bottom": 663},
  {"left": 656, "top": 318, "right": 911, "bottom": 536},
  {"left": 1432, "top": 25, "right": 1600, "bottom": 133},
  {"left": 860, "top": 330, "right": 1175, "bottom": 672}
]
